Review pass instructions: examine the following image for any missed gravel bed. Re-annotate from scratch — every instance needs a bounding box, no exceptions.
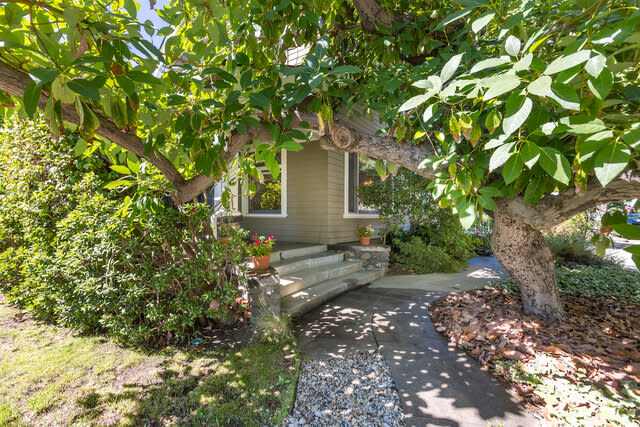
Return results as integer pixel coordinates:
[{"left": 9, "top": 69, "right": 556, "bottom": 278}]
[{"left": 282, "top": 350, "right": 405, "bottom": 426}]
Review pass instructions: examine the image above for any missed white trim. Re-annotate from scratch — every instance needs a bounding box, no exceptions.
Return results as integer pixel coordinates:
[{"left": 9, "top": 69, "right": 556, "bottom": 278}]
[
  {"left": 343, "top": 152, "right": 379, "bottom": 219},
  {"left": 242, "top": 149, "right": 288, "bottom": 218}
]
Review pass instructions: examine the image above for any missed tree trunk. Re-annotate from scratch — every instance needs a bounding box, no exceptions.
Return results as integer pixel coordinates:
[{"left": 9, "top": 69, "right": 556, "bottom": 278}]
[{"left": 491, "top": 209, "right": 566, "bottom": 320}]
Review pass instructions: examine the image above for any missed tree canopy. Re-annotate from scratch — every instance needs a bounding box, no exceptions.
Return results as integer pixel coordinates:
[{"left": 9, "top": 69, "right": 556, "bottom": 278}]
[{"left": 1, "top": 0, "right": 640, "bottom": 318}]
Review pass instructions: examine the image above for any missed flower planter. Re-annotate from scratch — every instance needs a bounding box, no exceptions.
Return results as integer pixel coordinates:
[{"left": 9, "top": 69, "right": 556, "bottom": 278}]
[
  {"left": 252, "top": 254, "right": 271, "bottom": 270},
  {"left": 359, "top": 236, "right": 371, "bottom": 246}
]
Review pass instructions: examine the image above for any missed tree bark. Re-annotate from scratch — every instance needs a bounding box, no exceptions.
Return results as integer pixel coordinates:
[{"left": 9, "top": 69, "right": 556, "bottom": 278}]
[{"left": 491, "top": 208, "right": 565, "bottom": 320}]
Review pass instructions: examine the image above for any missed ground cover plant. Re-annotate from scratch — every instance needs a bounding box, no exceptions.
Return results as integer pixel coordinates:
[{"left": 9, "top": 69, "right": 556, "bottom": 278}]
[
  {"left": 0, "top": 296, "right": 299, "bottom": 426},
  {"left": 429, "top": 266, "right": 640, "bottom": 425}
]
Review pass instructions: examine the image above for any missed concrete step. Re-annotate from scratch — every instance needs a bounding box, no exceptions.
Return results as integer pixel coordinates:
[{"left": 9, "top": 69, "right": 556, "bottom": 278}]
[
  {"left": 279, "top": 261, "right": 363, "bottom": 298},
  {"left": 282, "top": 269, "right": 385, "bottom": 318},
  {"left": 272, "top": 244, "right": 327, "bottom": 262},
  {"left": 272, "top": 251, "right": 344, "bottom": 276}
]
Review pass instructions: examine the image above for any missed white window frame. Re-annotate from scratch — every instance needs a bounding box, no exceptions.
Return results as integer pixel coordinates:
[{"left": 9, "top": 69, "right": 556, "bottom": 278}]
[
  {"left": 343, "top": 152, "right": 379, "bottom": 219},
  {"left": 242, "top": 149, "right": 288, "bottom": 218}
]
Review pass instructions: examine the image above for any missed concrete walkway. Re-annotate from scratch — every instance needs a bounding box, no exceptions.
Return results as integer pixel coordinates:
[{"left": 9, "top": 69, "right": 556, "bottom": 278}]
[{"left": 294, "top": 257, "right": 542, "bottom": 426}]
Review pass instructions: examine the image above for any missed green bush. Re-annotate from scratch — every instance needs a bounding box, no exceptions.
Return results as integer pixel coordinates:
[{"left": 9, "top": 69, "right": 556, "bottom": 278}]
[
  {"left": 393, "top": 236, "right": 466, "bottom": 274},
  {"left": 545, "top": 232, "right": 606, "bottom": 267},
  {"left": 0, "top": 119, "right": 248, "bottom": 345},
  {"left": 359, "top": 168, "right": 477, "bottom": 273},
  {"left": 493, "top": 265, "right": 640, "bottom": 303}
]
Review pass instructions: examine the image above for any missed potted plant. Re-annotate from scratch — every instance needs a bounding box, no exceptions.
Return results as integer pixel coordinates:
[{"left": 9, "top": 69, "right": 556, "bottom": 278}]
[
  {"left": 356, "top": 224, "right": 374, "bottom": 246},
  {"left": 246, "top": 234, "right": 275, "bottom": 270}
]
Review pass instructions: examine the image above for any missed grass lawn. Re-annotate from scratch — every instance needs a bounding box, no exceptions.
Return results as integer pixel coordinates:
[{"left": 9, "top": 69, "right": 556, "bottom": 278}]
[{"left": 0, "top": 296, "right": 299, "bottom": 426}]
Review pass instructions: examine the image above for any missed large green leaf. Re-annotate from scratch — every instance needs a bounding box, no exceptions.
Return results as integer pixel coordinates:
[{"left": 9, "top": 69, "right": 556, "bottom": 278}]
[
  {"left": 483, "top": 74, "right": 520, "bottom": 101},
  {"left": 594, "top": 142, "right": 631, "bottom": 187},
  {"left": 520, "top": 141, "right": 540, "bottom": 168},
  {"left": 23, "top": 81, "right": 41, "bottom": 119},
  {"left": 613, "top": 224, "right": 640, "bottom": 241},
  {"left": 503, "top": 96, "right": 532, "bottom": 136},
  {"left": 502, "top": 153, "right": 523, "bottom": 184},
  {"left": 471, "top": 12, "right": 494, "bottom": 34},
  {"left": 489, "top": 141, "right": 515, "bottom": 172},
  {"left": 544, "top": 50, "right": 591, "bottom": 75},
  {"left": 440, "top": 53, "right": 464, "bottom": 82},
  {"left": 470, "top": 57, "right": 509, "bottom": 74},
  {"left": 67, "top": 79, "right": 100, "bottom": 101},
  {"left": 539, "top": 146, "right": 571, "bottom": 184},
  {"left": 588, "top": 68, "right": 613, "bottom": 100},
  {"left": 549, "top": 83, "right": 580, "bottom": 110},
  {"left": 505, "top": 35, "right": 521, "bottom": 57},
  {"left": 527, "top": 75, "right": 551, "bottom": 97},
  {"left": 398, "top": 93, "right": 433, "bottom": 112}
]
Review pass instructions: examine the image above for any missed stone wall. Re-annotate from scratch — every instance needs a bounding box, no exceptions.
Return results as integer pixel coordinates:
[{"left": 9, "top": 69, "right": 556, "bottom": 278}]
[
  {"left": 246, "top": 268, "right": 281, "bottom": 318},
  {"left": 330, "top": 242, "right": 390, "bottom": 272}
]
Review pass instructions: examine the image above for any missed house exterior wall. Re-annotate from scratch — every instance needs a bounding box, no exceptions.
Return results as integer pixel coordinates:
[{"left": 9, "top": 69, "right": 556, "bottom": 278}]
[
  {"left": 238, "top": 143, "right": 381, "bottom": 244},
  {"left": 238, "top": 141, "right": 330, "bottom": 243}
]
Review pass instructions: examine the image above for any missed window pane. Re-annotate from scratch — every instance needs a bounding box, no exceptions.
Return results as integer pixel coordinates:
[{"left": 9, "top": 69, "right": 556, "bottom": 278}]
[
  {"left": 249, "top": 152, "right": 281, "bottom": 213},
  {"left": 347, "top": 153, "right": 378, "bottom": 215}
]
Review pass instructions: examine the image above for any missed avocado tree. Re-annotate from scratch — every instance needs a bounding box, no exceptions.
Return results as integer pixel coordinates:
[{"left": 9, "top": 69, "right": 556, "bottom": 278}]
[{"left": 1, "top": 0, "right": 639, "bottom": 319}]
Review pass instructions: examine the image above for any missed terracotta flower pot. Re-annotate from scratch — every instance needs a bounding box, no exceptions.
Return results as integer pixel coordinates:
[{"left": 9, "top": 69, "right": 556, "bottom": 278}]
[
  {"left": 252, "top": 254, "right": 271, "bottom": 270},
  {"left": 220, "top": 237, "right": 231, "bottom": 245},
  {"left": 359, "top": 236, "right": 371, "bottom": 246}
]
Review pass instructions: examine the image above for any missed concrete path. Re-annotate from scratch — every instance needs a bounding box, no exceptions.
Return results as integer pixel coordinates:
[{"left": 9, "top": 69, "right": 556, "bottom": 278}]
[{"left": 294, "top": 257, "right": 542, "bottom": 426}]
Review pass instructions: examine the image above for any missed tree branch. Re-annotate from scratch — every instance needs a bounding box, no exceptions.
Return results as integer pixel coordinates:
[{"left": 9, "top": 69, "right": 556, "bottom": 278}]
[
  {"left": 319, "top": 120, "right": 436, "bottom": 179},
  {"left": 351, "top": 0, "right": 411, "bottom": 34},
  {"left": 501, "top": 171, "right": 640, "bottom": 230}
]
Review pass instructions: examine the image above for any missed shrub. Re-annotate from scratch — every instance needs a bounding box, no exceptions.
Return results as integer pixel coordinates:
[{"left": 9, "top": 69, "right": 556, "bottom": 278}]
[
  {"left": 493, "top": 264, "right": 640, "bottom": 303},
  {"left": 393, "top": 236, "right": 466, "bottom": 274},
  {"left": 545, "top": 232, "right": 606, "bottom": 267},
  {"left": 0, "top": 119, "right": 248, "bottom": 345},
  {"left": 359, "top": 168, "right": 477, "bottom": 272}
]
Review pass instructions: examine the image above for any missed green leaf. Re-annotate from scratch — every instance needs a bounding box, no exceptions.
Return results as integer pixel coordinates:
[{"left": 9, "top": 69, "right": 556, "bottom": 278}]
[
  {"left": 282, "top": 140, "right": 304, "bottom": 151},
  {"left": 73, "top": 139, "right": 88, "bottom": 157},
  {"left": 472, "top": 12, "right": 494, "bottom": 33},
  {"left": 375, "top": 159, "right": 387, "bottom": 178},
  {"left": 502, "top": 153, "right": 523, "bottom": 184},
  {"left": 110, "top": 165, "right": 131, "bottom": 175},
  {"left": 478, "top": 194, "right": 498, "bottom": 211},
  {"left": 602, "top": 211, "right": 627, "bottom": 226},
  {"left": 440, "top": 53, "right": 464, "bottom": 83},
  {"left": 485, "top": 110, "right": 501, "bottom": 133},
  {"left": 29, "top": 68, "right": 59, "bottom": 85},
  {"left": 527, "top": 75, "right": 551, "bottom": 97},
  {"left": 263, "top": 151, "right": 280, "bottom": 180},
  {"left": 422, "top": 103, "right": 437, "bottom": 122},
  {"left": 585, "top": 54, "right": 607, "bottom": 78},
  {"left": 505, "top": 35, "right": 521, "bottom": 57},
  {"left": 457, "top": 201, "right": 477, "bottom": 229},
  {"left": 613, "top": 224, "right": 640, "bottom": 241},
  {"left": 622, "top": 128, "right": 640, "bottom": 149},
  {"left": 127, "top": 70, "right": 162, "bottom": 85},
  {"left": 549, "top": 83, "right": 580, "bottom": 110},
  {"left": 561, "top": 116, "right": 607, "bottom": 135},
  {"left": 329, "top": 65, "right": 361, "bottom": 75},
  {"left": 398, "top": 93, "right": 433, "bottom": 112},
  {"left": 539, "top": 146, "right": 571, "bottom": 184},
  {"left": 521, "top": 142, "right": 540, "bottom": 168},
  {"left": 503, "top": 96, "right": 532, "bottom": 136},
  {"left": 523, "top": 178, "right": 543, "bottom": 205},
  {"left": 470, "top": 57, "right": 509, "bottom": 74},
  {"left": 594, "top": 142, "right": 631, "bottom": 187},
  {"left": 483, "top": 74, "right": 520, "bottom": 101},
  {"left": 67, "top": 79, "right": 100, "bottom": 101},
  {"left": 439, "top": 8, "right": 473, "bottom": 28},
  {"left": 588, "top": 68, "right": 613, "bottom": 100},
  {"left": 23, "top": 81, "right": 41, "bottom": 119},
  {"left": 104, "top": 179, "right": 133, "bottom": 189},
  {"left": 544, "top": 50, "right": 591, "bottom": 75},
  {"left": 489, "top": 142, "right": 515, "bottom": 172}
]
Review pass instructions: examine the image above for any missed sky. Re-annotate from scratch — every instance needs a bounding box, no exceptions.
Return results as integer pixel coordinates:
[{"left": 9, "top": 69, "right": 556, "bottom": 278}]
[{"left": 137, "top": 0, "right": 169, "bottom": 46}]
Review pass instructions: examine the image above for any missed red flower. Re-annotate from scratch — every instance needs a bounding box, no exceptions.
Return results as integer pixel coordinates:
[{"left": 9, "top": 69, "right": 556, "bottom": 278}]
[
  {"left": 268, "top": 235, "right": 274, "bottom": 240},
  {"left": 252, "top": 233, "right": 258, "bottom": 238},
  {"left": 254, "top": 240, "right": 260, "bottom": 245}
]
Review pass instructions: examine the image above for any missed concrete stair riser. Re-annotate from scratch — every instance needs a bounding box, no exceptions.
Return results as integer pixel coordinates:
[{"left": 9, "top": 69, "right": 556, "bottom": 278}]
[
  {"left": 273, "top": 252, "right": 344, "bottom": 275},
  {"left": 279, "top": 261, "right": 363, "bottom": 298},
  {"left": 272, "top": 245, "right": 327, "bottom": 261},
  {"left": 282, "top": 270, "right": 385, "bottom": 317}
]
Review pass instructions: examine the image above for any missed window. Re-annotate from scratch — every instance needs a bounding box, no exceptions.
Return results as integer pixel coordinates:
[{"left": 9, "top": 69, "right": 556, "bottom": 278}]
[
  {"left": 344, "top": 153, "right": 378, "bottom": 217},
  {"left": 242, "top": 150, "right": 287, "bottom": 217}
]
